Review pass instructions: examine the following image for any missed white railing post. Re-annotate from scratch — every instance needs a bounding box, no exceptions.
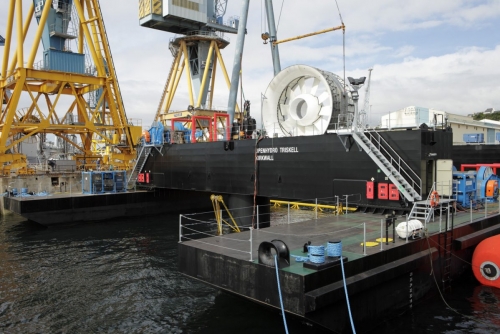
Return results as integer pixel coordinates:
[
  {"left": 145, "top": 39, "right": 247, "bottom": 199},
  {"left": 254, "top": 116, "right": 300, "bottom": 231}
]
[
  {"left": 380, "top": 219, "right": 384, "bottom": 251},
  {"left": 250, "top": 227, "right": 253, "bottom": 261},
  {"left": 346, "top": 196, "right": 348, "bottom": 215},
  {"left": 470, "top": 200, "right": 473, "bottom": 223},
  {"left": 336, "top": 196, "right": 339, "bottom": 216},
  {"left": 439, "top": 204, "right": 442, "bottom": 230},
  {"left": 406, "top": 214, "right": 409, "bottom": 243},
  {"left": 257, "top": 205, "right": 260, "bottom": 230},
  {"left": 179, "top": 214, "right": 182, "bottom": 242},
  {"left": 363, "top": 223, "right": 366, "bottom": 256},
  {"left": 447, "top": 202, "right": 451, "bottom": 231},
  {"left": 315, "top": 198, "right": 318, "bottom": 220},
  {"left": 288, "top": 202, "right": 290, "bottom": 224}
]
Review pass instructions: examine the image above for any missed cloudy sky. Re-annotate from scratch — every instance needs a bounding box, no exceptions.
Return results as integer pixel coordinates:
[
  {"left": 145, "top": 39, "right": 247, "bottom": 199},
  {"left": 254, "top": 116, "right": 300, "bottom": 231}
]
[{"left": 1, "top": 0, "right": 500, "bottom": 128}]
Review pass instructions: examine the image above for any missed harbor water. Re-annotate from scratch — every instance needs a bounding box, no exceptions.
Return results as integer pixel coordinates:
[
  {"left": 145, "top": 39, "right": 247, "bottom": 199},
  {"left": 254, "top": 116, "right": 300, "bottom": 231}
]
[{"left": 1, "top": 210, "right": 500, "bottom": 333}]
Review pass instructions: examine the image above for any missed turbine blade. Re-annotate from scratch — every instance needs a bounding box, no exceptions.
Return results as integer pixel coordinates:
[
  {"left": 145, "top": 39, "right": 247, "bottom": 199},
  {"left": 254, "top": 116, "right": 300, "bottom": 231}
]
[
  {"left": 310, "top": 78, "right": 320, "bottom": 95},
  {"left": 319, "top": 105, "right": 331, "bottom": 116},
  {"left": 318, "top": 91, "right": 330, "bottom": 104},
  {"left": 298, "top": 77, "right": 306, "bottom": 94},
  {"left": 279, "top": 104, "right": 290, "bottom": 118},
  {"left": 313, "top": 118, "right": 327, "bottom": 134}
]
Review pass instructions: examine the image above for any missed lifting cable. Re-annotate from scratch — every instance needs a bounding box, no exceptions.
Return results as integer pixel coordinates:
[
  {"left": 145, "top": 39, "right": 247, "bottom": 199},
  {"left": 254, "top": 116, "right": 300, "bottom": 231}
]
[
  {"left": 334, "top": 0, "right": 347, "bottom": 101},
  {"left": 275, "top": 0, "right": 285, "bottom": 34}
]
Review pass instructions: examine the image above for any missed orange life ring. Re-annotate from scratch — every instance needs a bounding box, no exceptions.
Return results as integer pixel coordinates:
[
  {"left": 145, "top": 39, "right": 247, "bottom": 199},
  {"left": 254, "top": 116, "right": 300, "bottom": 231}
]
[{"left": 430, "top": 191, "right": 440, "bottom": 207}]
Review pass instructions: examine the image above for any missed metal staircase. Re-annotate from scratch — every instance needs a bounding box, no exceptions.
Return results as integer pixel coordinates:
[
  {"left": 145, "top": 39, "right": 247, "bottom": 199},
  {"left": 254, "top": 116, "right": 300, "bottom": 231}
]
[
  {"left": 127, "top": 145, "right": 152, "bottom": 188},
  {"left": 351, "top": 130, "right": 422, "bottom": 202},
  {"left": 408, "top": 200, "right": 434, "bottom": 223}
]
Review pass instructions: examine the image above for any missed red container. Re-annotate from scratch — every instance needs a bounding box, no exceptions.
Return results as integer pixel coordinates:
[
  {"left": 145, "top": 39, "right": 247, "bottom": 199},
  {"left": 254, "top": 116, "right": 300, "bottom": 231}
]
[
  {"left": 378, "top": 183, "right": 388, "bottom": 199},
  {"left": 138, "top": 173, "right": 145, "bottom": 183},
  {"left": 366, "top": 181, "right": 375, "bottom": 199},
  {"left": 389, "top": 184, "right": 400, "bottom": 201}
]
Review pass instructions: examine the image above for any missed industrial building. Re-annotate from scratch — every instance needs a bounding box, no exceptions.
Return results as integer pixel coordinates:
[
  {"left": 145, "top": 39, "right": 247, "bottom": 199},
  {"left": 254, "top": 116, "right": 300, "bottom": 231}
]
[{"left": 380, "top": 106, "right": 500, "bottom": 144}]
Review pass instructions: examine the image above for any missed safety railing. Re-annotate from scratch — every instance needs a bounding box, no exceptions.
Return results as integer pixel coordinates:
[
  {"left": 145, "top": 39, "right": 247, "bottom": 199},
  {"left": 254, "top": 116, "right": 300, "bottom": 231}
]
[
  {"left": 178, "top": 191, "right": 500, "bottom": 262},
  {"left": 364, "top": 129, "right": 422, "bottom": 196},
  {"left": 178, "top": 194, "right": 368, "bottom": 260},
  {"left": 170, "top": 30, "right": 230, "bottom": 43}
]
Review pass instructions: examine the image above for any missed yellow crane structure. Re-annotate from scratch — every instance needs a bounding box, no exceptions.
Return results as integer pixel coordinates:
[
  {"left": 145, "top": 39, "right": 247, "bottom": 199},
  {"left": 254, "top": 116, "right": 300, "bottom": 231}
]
[
  {"left": 0, "top": 0, "right": 142, "bottom": 175},
  {"left": 139, "top": 0, "right": 244, "bottom": 137}
]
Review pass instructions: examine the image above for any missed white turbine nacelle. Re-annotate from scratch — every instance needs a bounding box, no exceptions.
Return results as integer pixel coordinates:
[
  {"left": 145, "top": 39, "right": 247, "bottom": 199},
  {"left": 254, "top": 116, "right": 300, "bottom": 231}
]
[{"left": 262, "top": 65, "right": 352, "bottom": 137}]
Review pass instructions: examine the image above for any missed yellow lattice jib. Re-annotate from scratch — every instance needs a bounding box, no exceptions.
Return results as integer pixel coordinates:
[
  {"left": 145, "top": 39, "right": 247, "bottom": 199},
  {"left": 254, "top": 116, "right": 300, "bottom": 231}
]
[
  {"left": 0, "top": 0, "right": 138, "bottom": 172},
  {"left": 139, "top": 0, "right": 151, "bottom": 19},
  {"left": 152, "top": 0, "right": 162, "bottom": 15},
  {"left": 172, "top": 0, "right": 200, "bottom": 11}
]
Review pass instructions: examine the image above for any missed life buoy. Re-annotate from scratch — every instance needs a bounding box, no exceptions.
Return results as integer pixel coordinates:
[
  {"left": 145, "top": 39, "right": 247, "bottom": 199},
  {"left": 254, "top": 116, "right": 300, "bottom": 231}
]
[{"left": 430, "top": 191, "right": 440, "bottom": 207}]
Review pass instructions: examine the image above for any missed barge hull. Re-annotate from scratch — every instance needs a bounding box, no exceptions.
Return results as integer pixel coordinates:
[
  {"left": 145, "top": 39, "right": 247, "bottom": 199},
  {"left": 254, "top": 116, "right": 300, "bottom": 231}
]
[{"left": 179, "top": 211, "right": 500, "bottom": 332}]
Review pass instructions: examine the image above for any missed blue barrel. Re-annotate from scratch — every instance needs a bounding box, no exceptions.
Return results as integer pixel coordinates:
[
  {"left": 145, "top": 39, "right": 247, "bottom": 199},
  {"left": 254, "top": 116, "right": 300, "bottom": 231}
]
[
  {"left": 21, "top": 188, "right": 28, "bottom": 194},
  {"left": 12, "top": 188, "right": 17, "bottom": 195}
]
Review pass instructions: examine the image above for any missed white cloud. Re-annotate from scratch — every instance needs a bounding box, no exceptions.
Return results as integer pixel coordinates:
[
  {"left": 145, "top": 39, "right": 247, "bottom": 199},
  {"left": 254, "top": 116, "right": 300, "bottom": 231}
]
[
  {"left": 392, "top": 45, "right": 415, "bottom": 58},
  {"left": 1, "top": 0, "right": 499, "bottom": 130}
]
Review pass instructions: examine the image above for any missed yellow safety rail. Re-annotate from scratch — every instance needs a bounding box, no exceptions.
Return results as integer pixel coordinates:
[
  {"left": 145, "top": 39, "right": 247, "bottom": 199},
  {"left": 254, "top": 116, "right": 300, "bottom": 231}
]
[
  {"left": 211, "top": 195, "right": 241, "bottom": 235},
  {"left": 271, "top": 199, "right": 357, "bottom": 215}
]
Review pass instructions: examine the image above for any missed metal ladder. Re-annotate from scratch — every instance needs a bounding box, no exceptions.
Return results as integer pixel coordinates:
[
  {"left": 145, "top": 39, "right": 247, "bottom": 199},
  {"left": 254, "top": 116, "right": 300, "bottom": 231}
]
[
  {"left": 351, "top": 130, "right": 422, "bottom": 202},
  {"left": 440, "top": 227, "right": 453, "bottom": 292},
  {"left": 440, "top": 202, "right": 454, "bottom": 292},
  {"left": 127, "top": 146, "right": 152, "bottom": 188}
]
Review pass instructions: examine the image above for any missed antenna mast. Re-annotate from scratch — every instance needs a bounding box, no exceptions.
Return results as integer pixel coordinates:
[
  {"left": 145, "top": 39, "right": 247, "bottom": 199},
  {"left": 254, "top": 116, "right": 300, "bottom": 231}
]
[{"left": 360, "top": 68, "right": 373, "bottom": 128}]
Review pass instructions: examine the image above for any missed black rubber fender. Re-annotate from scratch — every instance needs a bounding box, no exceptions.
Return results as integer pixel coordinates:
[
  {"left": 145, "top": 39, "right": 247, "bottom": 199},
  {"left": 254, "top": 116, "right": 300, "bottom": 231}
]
[{"left": 257, "top": 239, "right": 290, "bottom": 268}]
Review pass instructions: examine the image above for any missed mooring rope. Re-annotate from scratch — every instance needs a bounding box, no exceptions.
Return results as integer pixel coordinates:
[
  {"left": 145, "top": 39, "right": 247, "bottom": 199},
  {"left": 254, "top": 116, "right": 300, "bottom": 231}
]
[
  {"left": 308, "top": 245, "right": 325, "bottom": 263},
  {"left": 328, "top": 241, "right": 357, "bottom": 334},
  {"left": 326, "top": 241, "right": 342, "bottom": 257},
  {"left": 274, "top": 255, "right": 289, "bottom": 334}
]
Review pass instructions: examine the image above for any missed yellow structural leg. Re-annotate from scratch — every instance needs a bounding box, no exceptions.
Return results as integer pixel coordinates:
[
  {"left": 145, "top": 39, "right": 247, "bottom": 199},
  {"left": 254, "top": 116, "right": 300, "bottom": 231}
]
[{"left": 0, "top": 0, "right": 137, "bottom": 172}]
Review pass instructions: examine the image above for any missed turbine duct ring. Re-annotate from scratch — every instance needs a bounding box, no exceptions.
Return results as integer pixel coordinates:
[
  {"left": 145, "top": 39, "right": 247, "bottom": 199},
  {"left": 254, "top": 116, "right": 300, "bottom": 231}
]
[{"left": 262, "top": 65, "right": 352, "bottom": 137}]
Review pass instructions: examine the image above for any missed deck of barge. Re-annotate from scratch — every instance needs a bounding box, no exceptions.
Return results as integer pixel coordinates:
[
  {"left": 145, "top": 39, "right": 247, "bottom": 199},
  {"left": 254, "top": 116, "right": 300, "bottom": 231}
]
[
  {"left": 180, "top": 199, "right": 498, "bottom": 261},
  {"left": 179, "top": 203, "right": 500, "bottom": 333}
]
